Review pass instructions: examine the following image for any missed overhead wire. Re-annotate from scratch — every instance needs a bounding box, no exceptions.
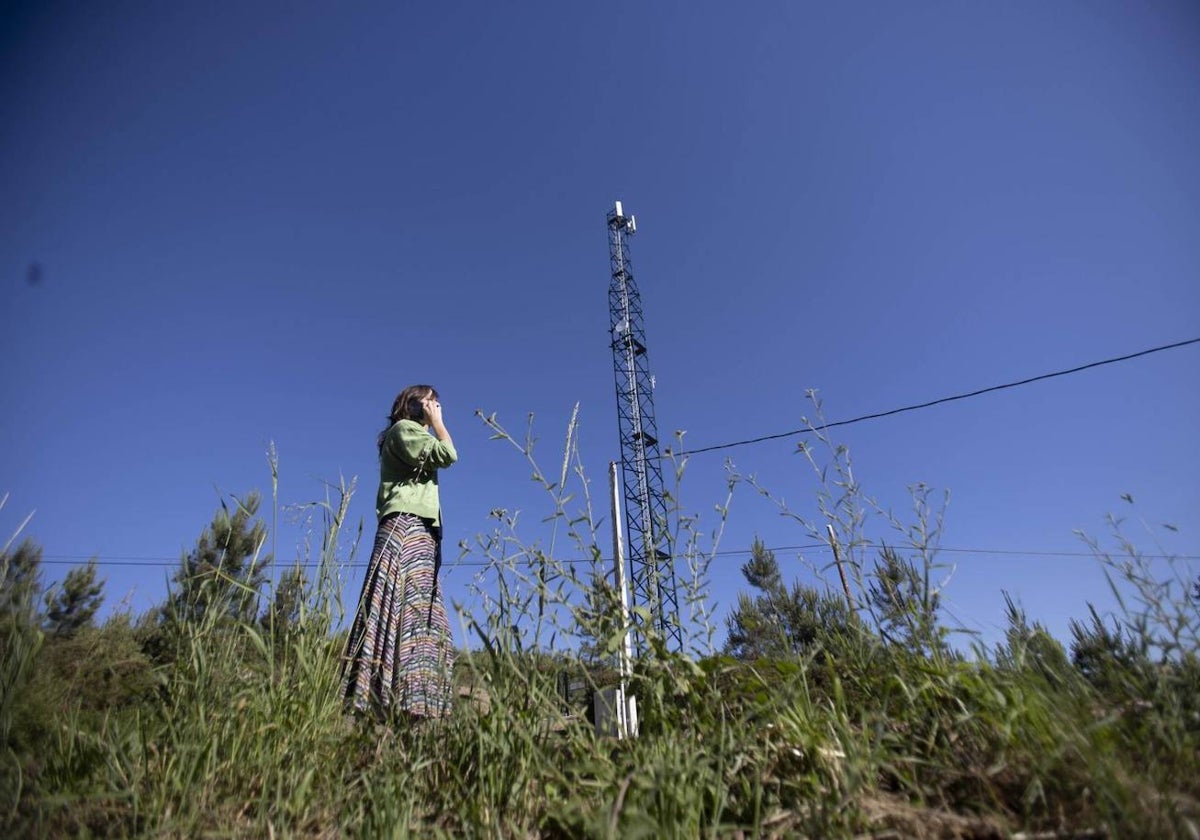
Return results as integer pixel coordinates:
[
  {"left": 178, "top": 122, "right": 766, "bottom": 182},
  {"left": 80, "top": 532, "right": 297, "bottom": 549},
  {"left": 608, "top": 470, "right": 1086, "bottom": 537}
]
[
  {"left": 36, "top": 543, "right": 1200, "bottom": 569},
  {"left": 668, "top": 336, "right": 1200, "bottom": 458}
]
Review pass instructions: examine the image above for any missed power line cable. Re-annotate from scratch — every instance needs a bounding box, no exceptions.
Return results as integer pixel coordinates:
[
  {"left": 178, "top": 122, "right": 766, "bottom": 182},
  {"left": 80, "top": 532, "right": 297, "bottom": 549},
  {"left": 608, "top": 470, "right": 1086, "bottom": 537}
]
[
  {"left": 33, "top": 544, "right": 826, "bottom": 566},
  {"left": 37, "top": 543, "right": 1199, "bottom": 569},
  {"left": 669, "top": 336, "right": 1200, "bottom": 458}
]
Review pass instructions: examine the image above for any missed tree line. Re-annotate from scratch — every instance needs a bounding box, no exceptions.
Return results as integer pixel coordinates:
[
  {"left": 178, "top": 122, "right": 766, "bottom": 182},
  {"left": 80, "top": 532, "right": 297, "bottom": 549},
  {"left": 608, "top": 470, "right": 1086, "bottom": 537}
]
[
  {"left": 0, "top": 492, "right": 314, "bottom": 646},
  {"left": 722, "top": 535, "right": 1200, "bottom": 683}
]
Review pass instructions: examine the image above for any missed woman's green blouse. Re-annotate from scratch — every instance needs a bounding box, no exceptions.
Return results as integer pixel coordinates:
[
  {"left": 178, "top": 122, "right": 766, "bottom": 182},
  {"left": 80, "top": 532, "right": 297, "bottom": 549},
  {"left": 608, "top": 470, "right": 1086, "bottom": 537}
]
[{"left": 375, "top": 419, "right": 457, "bottom": 525}]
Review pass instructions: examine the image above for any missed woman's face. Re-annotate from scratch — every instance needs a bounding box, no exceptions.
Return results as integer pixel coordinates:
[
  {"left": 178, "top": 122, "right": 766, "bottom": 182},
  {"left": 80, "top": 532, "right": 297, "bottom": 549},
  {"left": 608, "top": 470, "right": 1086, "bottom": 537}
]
[
  {"left": 418, "top": 389, "right": 439, "bottom": 414},
  {"left": 406, "top": 387, "right": 438, "bottom": 422}
]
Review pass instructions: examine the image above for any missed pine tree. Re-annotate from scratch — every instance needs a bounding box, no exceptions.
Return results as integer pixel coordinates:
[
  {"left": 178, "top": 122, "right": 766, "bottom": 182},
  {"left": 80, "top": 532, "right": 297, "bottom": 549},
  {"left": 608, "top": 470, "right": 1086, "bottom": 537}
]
[
  {"left": 1069, "top": 604, "right": 1148, "bottom": 694},
  {"left": 994, "top": 592, "right": 1070, "bottom": 684},
  {"left": 43, "top": 560, "right": 105, "bottom": 637},
  {"left": 1, "top": 538, "right": 45, "bottom": 746},
  {"left": 867, "top": 545, "right": 947, "bottom": 655},
  {"left": 724, "top": 537, "right": 856, "bottom": 660},
  {"left": 167, "top": 492, "right": 271, "bottom": 626},
  {"left": 725, "top": 538, "right": 787, "bottom": 659},
  {"left": 1, "top": 538, "right": 43, "bottom": 625},
  {"left": 261, "top": 565, "right": 307, "bottom": 642}
]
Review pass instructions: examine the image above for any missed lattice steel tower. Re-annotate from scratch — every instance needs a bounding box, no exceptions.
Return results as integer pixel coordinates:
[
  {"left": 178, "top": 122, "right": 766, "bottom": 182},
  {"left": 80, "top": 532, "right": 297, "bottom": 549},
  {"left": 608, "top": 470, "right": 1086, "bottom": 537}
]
[{"left": 606, "top": 201, "right": 682, "bottom": 652}]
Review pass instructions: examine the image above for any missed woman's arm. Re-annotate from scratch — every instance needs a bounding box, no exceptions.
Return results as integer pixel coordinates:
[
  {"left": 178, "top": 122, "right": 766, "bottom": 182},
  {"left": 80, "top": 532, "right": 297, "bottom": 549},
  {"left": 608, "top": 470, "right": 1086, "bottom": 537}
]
[{"left": 391, "top": 417, "right": 457, "bottom": 468}]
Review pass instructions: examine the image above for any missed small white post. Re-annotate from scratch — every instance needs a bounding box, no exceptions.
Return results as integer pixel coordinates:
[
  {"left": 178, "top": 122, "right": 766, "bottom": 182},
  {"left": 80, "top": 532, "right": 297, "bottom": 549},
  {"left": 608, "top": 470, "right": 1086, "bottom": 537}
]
[{"left": 605, "top": 461, "right": 638, "bottom": 738}]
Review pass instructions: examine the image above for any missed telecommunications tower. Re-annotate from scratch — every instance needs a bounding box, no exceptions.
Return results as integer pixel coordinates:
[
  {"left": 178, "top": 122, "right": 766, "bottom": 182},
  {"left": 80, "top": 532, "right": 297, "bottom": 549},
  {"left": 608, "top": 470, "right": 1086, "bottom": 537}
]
[{"left": 606, "top": 201, "right": 682, "bottom": 652}]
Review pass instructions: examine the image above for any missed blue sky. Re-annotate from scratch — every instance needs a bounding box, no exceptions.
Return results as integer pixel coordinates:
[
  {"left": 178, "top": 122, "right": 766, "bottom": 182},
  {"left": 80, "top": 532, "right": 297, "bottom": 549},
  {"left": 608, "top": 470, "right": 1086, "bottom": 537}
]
[{"left": 2, "top": 1, "right": 1197, "bottom": 652}]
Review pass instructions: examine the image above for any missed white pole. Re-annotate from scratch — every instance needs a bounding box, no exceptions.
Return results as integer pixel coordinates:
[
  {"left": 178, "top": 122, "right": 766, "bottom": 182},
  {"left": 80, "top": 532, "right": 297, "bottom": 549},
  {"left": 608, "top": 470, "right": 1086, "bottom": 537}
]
[{"left": 609, "top": 461, "right": 637, "bottom": 738}]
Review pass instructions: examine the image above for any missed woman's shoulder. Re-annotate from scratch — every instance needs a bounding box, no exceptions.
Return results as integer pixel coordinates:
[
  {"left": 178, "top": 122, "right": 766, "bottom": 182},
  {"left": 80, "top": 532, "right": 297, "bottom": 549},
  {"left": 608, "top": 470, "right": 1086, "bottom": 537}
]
[{"left": 385, "top": 419, "right": 429, "bottom": 449}]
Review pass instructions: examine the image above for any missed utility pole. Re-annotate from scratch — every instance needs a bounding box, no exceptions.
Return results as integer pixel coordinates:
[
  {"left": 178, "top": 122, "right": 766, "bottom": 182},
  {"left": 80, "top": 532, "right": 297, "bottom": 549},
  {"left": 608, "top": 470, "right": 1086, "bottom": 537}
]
[{"left": 602, "top": 461, "right": 638, "bottom": 738}]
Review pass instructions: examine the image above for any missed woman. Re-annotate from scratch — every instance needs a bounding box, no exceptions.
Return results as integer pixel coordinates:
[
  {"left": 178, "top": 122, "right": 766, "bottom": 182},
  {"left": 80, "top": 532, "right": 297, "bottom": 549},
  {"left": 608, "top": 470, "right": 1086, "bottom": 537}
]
[{"left": 343, "top": 384, "right": 458, "bottom": 720}]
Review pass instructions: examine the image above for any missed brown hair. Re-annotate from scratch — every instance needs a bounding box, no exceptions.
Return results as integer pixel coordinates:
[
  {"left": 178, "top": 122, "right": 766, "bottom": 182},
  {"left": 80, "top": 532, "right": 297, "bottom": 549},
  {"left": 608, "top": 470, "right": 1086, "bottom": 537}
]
[{"left": 378, "top": 384, "right": 439, "bottom": 454}]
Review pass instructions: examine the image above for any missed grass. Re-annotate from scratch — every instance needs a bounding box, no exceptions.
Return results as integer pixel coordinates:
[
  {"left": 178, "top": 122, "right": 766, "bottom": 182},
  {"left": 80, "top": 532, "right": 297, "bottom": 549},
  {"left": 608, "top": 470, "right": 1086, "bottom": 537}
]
[{"left": 1, "top": 406, "right": 1197, "bottom": 838}]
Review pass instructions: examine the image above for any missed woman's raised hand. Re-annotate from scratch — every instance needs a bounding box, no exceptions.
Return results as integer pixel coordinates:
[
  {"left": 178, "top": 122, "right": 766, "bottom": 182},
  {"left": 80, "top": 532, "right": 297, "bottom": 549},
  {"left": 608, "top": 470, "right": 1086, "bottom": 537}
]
[{"left": 421, "top": 395, "right": 443, "bottom": 427}]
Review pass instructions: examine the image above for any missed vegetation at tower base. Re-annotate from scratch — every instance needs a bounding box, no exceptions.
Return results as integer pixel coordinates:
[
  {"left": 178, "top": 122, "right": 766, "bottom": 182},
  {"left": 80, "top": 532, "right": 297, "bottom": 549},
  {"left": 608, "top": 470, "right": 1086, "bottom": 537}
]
[{"left": 0, "top": 411, "right": 1197, "bottom": 838}]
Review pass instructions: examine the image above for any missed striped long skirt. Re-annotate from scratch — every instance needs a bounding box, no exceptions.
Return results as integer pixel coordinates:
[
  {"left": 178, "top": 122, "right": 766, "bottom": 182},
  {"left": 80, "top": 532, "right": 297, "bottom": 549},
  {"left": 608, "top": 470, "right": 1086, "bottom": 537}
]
[{"left": 342, "top": 512, "right": 455, "bottom": 718}]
